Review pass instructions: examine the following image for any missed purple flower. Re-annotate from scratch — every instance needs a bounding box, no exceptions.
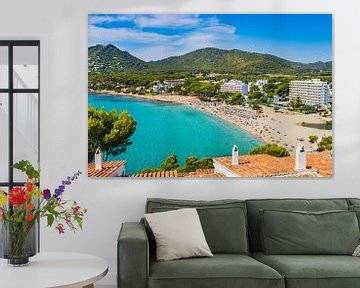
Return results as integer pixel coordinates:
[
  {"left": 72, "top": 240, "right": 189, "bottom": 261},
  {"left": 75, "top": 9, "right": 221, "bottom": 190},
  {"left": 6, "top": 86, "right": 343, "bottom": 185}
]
[
  {"left": 53, "top": 171, "right": 82, "bottom": 199},
  {"left": 54, "top": 189, "right": 63, "bottom": 198},
  {"left": 43, "top": 189, "right": 51, "bottom": 200}
]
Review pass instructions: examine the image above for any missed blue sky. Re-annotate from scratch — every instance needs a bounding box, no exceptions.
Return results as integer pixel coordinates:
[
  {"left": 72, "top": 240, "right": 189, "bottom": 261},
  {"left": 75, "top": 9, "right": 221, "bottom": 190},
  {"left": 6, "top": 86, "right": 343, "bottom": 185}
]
[{"left": 88, "top": 14, "right": 332, "bottom": 63}]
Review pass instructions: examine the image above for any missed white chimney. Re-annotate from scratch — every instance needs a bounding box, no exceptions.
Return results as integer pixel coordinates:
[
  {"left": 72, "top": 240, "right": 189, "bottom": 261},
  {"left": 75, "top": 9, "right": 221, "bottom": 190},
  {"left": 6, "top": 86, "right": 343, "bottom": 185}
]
[
  {"left": 95, "top": 147, "right": 103, "bottom": 170},
  {"left": 232, "top": 145, "right": 239, "bottom": 165},
  {"left": 295, "top": 143, "right": 306, "bottom": 171}
]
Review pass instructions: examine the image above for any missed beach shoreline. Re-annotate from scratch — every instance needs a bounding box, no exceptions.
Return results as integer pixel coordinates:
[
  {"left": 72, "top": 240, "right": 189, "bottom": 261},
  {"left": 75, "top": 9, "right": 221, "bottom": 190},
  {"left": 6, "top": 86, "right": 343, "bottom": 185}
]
[{"left": 89, "top": 89, "right": 332, "bottom": 154}]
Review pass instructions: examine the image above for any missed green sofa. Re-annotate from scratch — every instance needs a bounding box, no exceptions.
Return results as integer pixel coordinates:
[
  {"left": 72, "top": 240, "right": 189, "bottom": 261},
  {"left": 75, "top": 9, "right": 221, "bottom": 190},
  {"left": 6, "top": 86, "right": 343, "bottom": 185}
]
[{"left": 118, "top": 198, "right": 360, "bottom": 288}]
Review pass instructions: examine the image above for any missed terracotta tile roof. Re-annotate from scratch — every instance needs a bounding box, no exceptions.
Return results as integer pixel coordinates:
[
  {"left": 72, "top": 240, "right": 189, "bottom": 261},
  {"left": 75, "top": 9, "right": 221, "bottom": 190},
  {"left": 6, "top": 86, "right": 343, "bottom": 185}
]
[
  {"left": 307, "top": 151, "right": 333, "bottom": 177},
  {"left": 183, "top": 169, "right": 225, "bottom": 178},
  {"left": 129, "top": 170, "right": 178, "bottom": 178},
  {"left": 213, "top": 151, "right": 332, "bottom": 178},
  {"left": 129, "top": 169, "right": 225, "bottom": 178},
  {"left": 88, "top": 160, "right": 126, "bottom": 177}
]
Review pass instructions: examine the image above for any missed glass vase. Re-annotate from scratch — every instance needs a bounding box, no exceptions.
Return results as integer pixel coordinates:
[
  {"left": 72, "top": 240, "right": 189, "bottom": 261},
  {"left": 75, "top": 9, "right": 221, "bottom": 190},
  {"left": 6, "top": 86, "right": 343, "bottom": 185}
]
[{"left": 0, "top": 220, "right": 37, "bottom": 266}]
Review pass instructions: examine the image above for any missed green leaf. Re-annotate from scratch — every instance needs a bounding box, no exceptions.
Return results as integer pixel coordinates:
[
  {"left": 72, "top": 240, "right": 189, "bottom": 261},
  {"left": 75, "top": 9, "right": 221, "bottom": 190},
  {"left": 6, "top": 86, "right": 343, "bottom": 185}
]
[
  {"left": 13, "top": 160, "right": 40, "bottom": 180},
  {"left": 47, "top": 214, "right": 54, "bottom": 227}
]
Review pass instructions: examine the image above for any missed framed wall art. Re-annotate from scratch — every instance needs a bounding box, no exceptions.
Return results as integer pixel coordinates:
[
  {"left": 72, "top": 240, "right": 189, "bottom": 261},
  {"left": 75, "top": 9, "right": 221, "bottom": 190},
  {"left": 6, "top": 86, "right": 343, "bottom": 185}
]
[{"left": 88, "top": 14, "right": 332, "bottom": 178}]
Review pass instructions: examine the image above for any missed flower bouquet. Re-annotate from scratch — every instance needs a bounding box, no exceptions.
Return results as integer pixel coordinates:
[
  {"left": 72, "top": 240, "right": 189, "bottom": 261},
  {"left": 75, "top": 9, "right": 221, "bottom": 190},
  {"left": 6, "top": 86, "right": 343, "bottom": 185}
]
[{"left": 0, "top": 160, "right": 87, "bottom": 266}]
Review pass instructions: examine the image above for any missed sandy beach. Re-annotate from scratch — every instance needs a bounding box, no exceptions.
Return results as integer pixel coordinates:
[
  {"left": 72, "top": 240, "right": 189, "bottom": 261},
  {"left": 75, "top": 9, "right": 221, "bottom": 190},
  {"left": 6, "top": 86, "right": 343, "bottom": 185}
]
[{"left": 90, "top": 90, "right": 332, "bottom": 154}]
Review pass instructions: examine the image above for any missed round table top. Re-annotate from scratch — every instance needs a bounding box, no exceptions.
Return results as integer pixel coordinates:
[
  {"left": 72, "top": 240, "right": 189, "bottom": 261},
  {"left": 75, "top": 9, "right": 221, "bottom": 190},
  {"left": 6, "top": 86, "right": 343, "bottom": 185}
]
[{"left": 0, "top": 252, "right": 108, "bottom": 288}]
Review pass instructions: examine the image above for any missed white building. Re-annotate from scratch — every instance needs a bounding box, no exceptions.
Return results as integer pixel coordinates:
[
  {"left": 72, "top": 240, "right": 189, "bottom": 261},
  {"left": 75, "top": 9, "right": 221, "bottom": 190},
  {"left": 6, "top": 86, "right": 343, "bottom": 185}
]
[
  {"left": 289, "top": 79, "right": 330, "bottom": 106},
  {"left": 152, "top": 84, "right": 167, "bottom": 93},
  {"left": 153, "top": 79, "right": 185, "bottom": 93},
  {"left": 255, "top": 79, "right": 268, "bottom": 91},
  {"left": 220, "top": 80, "right": 248, "bottom": 95},
  {"left": 164, "top": 79, "right": 185, "bottom": 88}
]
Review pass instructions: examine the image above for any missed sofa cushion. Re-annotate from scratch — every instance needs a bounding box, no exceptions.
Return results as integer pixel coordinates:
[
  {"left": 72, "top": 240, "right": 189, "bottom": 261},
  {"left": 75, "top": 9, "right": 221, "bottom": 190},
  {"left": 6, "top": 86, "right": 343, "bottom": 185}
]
[
  {"left": 349, "top": 205, "right": 360, "bottom": 227},
  {"left": 145, "top": 208, "right": 213, "bottom": 261},
  {"left": 149, "top": 254, "right": 284, "bottom": 288},
  {"left": 246, "top": 198, "right": 349, "bottom": 252},
  {"left": 347, "top": 198, "right": 360, "bottom": 207},
  {"left": 146, "top": 198, "right": 249, "bottom": 254},
  {"left": 261, "top": 209, "right": 359, "bottom": 255},
  {"left": 253, "top": 252, "right": 360, "bottom": 288}
]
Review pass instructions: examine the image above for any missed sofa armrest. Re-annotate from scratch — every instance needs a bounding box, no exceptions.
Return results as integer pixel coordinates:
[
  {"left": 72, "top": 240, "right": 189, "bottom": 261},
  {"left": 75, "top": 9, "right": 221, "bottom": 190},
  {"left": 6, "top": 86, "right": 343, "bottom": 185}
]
[{"left": 118, "top": 222, "right": 149, "bottom": 288}]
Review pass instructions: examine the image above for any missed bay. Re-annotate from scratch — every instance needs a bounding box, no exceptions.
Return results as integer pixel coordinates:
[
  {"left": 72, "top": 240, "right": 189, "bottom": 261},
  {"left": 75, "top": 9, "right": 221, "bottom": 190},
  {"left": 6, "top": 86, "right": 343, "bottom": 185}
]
[{"left": 88, "top": 94, "right": 261, "bottom": 175}]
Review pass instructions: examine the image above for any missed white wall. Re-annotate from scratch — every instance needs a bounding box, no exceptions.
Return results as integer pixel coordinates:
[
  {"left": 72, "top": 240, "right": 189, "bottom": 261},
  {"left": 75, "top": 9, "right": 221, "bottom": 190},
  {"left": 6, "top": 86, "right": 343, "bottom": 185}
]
[{"left": 1, "top": 0, "right": 360, "bottom": 286}]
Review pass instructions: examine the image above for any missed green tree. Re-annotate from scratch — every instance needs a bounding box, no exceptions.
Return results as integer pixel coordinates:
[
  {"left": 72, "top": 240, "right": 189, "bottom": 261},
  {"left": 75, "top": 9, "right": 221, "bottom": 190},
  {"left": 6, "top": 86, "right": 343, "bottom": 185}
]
[
  {"left": 228, "top": 93, "right": 245, "bottom": 105},
  {"left": 309, "top": 135, "right": 319, "bottom": 143},
  {"left": 276, "top": 82, "right": 289, "bottom": 97},
  {"left": 88, "top": 106, "right": 137, "bottom": 162},
  {"left": 215, "top": 92, "right": 231, "bottom": 101},
  {"left": 177, "top": 156, "right": 214, "bottom": 173},
  {"left": 248, "top": 99, "right": 262, "bottom": 112},
  {"left": 183, "top": 156, "right": 198, "bottom": 172},
  {"left": 263, "top": 82, "right": 277, "bottom": 95},
  {"left": 159, "top": 154, "right": 179, "bottom": 171},
  {"left": 288, "top": 97, "right": 303, "bottom": 109},
  {"left": 318, "top": 136, "right": 332, "bottom": 151},
  {"left": 140, "top": 168, "right": 159, "bottom": 173},
  {"left": 250, "top": 144, "right": 290, "bottom": 157},
  {"left": 248, "top": 84, "right": 263, "bottom": 100},
  {"left": 196, "top": 158, "right": 214, "bottom": 169}
]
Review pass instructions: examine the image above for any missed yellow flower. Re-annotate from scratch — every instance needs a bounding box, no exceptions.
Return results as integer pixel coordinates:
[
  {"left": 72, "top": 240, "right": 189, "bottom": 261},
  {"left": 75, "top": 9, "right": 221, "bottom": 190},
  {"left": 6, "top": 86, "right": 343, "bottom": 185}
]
[{"left": 0, "top": 190, "right": 7, "bottom": 206}]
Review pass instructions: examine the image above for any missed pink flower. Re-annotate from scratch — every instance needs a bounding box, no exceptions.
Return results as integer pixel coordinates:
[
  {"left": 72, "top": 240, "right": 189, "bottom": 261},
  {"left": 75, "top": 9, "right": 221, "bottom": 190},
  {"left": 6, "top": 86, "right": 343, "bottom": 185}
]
[
  {"left": 0, "top": 208, "right": 3, "bottom": 220},
  {"left": 56, "top": 223, "right": 65, "bottom": 234},
  {"left": 72, "top": 205, "right": 80, "bottom": 215}
]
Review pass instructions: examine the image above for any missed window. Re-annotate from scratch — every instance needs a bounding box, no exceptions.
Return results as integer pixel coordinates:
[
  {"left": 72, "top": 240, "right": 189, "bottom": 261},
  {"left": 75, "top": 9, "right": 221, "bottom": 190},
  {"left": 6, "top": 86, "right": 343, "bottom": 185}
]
[{"left": 0, "top": 41, "right": 40, "bottom": 190}]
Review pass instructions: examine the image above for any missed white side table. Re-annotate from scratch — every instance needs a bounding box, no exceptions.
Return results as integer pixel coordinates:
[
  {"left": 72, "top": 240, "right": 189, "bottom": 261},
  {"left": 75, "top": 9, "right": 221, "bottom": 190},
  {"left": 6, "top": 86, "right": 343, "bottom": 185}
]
[{"left": 0, "top": 252, "right": 108, "bottom": 288}]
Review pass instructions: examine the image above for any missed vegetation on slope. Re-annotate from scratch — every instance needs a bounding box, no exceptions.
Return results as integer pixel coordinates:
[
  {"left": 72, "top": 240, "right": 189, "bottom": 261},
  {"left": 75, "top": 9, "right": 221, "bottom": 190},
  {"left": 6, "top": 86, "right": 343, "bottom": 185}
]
[
  {"left": 250, "top": 144, "right": 290, "bottom": 157},
  {"left": 88, "top": 45, "right": 332, "bottom": 75}
]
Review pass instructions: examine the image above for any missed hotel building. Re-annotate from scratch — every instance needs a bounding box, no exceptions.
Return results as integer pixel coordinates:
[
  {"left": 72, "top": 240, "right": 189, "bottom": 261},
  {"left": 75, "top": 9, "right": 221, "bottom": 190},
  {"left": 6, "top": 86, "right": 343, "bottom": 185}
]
[
  {"left": 289, "top": 79, "right": 330, "bottom": 106},
  {"left": 220, "top": 80, "right": 249, "bottom": 94}
]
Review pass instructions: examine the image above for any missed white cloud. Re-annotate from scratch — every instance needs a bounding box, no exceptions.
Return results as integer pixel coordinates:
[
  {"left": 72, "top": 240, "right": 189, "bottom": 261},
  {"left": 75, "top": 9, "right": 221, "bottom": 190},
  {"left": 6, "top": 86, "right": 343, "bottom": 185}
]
[
  {"left": 88, "top": 14, "right": 135, "bottom": 25},
  {"left": 172, "top": 22, "right": 237, "bottom": 51},
  {"left": 134, "top": 14, "right": 201, "bottom": 28},
  {"left": 88, "top": 25, "right": 179, "bottom": 45},
  {"left": 88, "top": 15, "right": 114, "bottom": 25},
  {"left": 88, "top": 14, "right": 239, "bottom": 61}
]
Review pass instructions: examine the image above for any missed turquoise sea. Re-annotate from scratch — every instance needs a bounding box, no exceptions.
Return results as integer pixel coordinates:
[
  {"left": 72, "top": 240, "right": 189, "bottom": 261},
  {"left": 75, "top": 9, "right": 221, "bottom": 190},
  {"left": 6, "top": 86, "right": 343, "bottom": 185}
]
[{"left": 88, "top": 94, "right": 261, "bottom": 175}]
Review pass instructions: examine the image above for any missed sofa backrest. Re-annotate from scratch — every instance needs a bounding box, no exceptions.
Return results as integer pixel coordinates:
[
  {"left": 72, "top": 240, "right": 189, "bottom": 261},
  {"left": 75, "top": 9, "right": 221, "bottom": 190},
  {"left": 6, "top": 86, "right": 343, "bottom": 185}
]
[
  {"left": 348, "top": 198, "right": 360, "bottom": 207},
  {"left": 245, "top": 198, "right": 349, "bottom": 252},
  {"left": 145, "top": 198, "right": 249, "bottom": 255}
]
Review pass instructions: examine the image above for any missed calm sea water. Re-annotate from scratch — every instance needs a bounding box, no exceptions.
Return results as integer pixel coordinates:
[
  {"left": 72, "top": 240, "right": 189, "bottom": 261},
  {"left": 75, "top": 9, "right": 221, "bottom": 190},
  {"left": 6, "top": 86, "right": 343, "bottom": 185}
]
[{"left": 88, "top": 94, "right": 261, "bottom": 174}]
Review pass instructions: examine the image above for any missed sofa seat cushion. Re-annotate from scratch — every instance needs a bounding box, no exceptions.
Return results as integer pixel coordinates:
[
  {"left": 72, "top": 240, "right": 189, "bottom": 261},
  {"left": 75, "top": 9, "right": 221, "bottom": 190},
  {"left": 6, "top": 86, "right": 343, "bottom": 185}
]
[
  {"left": 252, "top": 252, "right": 360, "bottom": 288},
  {"left": 149, "top": 254, "right": 284, "bottom": 288}
]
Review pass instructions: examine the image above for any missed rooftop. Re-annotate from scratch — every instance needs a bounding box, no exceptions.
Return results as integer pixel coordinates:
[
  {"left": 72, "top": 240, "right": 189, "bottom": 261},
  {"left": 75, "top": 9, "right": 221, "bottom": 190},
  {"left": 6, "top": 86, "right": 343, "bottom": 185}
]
[
  {"left": 88, "top": 160, "right": 126, "bottom": 177},
  {"left": 129, "top": 170, "right": 178, "bottom": 178},
  {"left": 214, "top": 151, "right": 332, "bottom": 177},
  {"left": 183, "top": 169, "right": 225, "bottom": 178},
  {"left": 129, "top": 169, "right": 225, "bottom": 178}
]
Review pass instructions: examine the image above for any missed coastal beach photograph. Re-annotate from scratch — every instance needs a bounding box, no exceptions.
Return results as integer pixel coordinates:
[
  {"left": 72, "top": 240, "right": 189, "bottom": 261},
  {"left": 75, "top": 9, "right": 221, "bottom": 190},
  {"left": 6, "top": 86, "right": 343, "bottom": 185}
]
[{"left": 88, "top": 14, "right": 333, "bottom": 178}]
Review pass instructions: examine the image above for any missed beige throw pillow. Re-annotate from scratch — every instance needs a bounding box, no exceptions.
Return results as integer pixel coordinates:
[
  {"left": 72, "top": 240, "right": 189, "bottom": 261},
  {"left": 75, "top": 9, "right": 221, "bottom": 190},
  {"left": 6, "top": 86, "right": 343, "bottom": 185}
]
[
  {"left": 145, "top": 208, "right": 213, "bottom": 261},
  {"left": 353, "top": 244, "right": 360, "bottom": 256}
]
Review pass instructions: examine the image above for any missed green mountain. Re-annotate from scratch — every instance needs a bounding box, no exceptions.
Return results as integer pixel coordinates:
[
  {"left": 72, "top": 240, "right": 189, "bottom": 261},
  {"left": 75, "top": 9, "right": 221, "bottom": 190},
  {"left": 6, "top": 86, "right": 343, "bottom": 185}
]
[
  {"left": 88, "top": 44, "right": 145, "bottom": 72},
  {"left": 88, "top": 45, "right": 332, "bottom": 74}
]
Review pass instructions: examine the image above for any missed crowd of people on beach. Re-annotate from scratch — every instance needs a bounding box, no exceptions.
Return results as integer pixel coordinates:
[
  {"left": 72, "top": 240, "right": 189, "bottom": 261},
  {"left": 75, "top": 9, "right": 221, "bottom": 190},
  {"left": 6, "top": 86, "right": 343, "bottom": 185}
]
[{"left": 185, "top": 101, "right": 302, "bottom": 153}]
